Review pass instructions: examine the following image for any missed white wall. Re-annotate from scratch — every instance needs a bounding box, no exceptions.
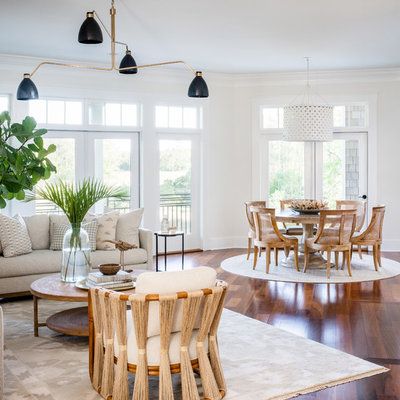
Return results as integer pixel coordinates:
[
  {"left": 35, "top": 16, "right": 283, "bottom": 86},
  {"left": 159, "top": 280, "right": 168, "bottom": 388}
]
[{"left": 1, "top": 55, "right": 400, "bottom": 250}]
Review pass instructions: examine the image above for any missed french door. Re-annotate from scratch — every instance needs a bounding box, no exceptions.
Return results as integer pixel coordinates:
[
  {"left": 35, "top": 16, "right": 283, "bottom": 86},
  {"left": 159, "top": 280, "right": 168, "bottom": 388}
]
[
  {"left": 36, "top": 130, "right": 140, "bottom": 214},
  {"left": 157, "top": 133, "right": 201, "bottom": 250},
  {"left": 262, "top": 132, "right": 368, "bottom": 209}
]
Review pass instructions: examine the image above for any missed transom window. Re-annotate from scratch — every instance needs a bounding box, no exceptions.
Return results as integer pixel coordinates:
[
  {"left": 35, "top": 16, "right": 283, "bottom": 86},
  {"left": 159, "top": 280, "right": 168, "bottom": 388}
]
[
  {"left": 261, "top": 104, "right": 368, "bottom": 130},
  {"left": 155, "top": 105, "right": 202, "bottom": 129},
  {"left": 0, "top": 95, "right": 9, "bottom": 112},
  {"left": 89, "top": 101, "right": 139, "bottom": 127},
  {"left": 29, "top": 99, "right": 83, "bottom": 125}
]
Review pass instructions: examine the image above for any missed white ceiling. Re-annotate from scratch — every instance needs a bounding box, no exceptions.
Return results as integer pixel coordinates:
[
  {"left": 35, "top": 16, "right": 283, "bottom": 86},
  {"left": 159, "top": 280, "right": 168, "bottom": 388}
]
[{"left": 1, "top": 0, "right": 400, "bottom": 74}]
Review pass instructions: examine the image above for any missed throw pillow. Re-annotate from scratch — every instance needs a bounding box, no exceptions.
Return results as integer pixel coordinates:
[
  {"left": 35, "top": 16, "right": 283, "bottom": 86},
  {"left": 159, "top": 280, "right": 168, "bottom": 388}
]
[
  {"left": 96, "top": 211, "right": 119, "bottom": 250},
  {"left": 116, "top": 208, "right": 144, "bottom": 247},
  {"left": 50, "top": 220, "right": 98, "bottom": 251},
  {"left": 23, "top": 214, "right": 50, "bottom": 250},
  {"left": 0, "top": 214, "right": 32, "bottom": 258},
  {"left": 49, "top": 214, "right": 69, "bottom": 239}
]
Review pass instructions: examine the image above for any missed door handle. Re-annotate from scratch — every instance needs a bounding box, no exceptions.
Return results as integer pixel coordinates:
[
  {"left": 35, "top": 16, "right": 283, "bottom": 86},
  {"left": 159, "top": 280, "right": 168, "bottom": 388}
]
[{"left": 359, "top": 194, "right": 367, "bottom": 200}]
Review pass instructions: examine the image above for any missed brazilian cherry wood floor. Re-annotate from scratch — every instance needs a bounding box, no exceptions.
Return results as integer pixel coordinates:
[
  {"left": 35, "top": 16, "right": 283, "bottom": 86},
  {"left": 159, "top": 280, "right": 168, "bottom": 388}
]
[{"left": 165, "top": 248, "right": 400, "bottom": 400}]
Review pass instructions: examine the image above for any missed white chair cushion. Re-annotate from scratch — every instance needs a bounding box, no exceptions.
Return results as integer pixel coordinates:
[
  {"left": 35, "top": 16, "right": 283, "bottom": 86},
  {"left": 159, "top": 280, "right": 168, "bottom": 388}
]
[
  {"left": 135, "top": 267, "right": 217, "bottom": 338},
  {"left": 115, "top": 314, "right": 208, "bottom": 366}
]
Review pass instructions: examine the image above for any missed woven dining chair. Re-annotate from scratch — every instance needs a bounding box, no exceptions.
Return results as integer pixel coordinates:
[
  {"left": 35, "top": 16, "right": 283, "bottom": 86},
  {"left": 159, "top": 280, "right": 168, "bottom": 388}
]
[
  {"left": 244, "top": 201, "right": 266, "bottom": 260},
  {"left": 351, "top": 205, "right": 385, "bottom": 270},
  {"left": 279, "top": 199, "right": 304, "bottom": 236},
  {"left": 251, "top": 207, "right": 299, "bottom": 273},
  {"left": 90, "top": 267, "right": 227, "bottom": 400},
  {"left": 304, "top": 209, "right": 357, "bottom": 278},
  {"left": 336, "top": 200, "right": 367, "bottom": 233}
]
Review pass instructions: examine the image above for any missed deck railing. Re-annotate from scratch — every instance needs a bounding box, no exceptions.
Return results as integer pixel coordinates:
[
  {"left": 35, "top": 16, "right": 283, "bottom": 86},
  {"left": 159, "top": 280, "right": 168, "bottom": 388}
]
[{"left": 160, "top": 193, "right": 191, "bottom": 233}]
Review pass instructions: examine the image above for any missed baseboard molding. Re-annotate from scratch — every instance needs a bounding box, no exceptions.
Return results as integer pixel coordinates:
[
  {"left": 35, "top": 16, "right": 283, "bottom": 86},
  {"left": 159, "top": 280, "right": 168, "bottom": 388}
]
[
  {"left": 381, "top": 240, "right": 400, "bottom": 252},
  {"left": 203, "top": 236, "right": 247, "bottom": 250}
]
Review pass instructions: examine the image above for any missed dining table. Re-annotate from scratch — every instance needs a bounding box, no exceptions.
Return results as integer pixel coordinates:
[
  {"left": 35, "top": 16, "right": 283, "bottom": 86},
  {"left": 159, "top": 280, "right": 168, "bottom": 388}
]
[{"left": 275, "top": 209, "right": 330, "bottom": 269}]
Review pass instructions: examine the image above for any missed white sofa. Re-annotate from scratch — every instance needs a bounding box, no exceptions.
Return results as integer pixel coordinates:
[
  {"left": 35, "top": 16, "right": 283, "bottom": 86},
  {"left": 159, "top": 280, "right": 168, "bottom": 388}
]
[{"left": 0, "top": 214, "right": 153, "bottom": 297}]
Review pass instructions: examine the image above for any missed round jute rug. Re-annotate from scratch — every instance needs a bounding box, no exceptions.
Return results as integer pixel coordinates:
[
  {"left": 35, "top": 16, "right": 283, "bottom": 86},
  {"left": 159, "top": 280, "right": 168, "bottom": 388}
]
[{"left": 220, "top": 253, "right": 400, "bottom": 284}]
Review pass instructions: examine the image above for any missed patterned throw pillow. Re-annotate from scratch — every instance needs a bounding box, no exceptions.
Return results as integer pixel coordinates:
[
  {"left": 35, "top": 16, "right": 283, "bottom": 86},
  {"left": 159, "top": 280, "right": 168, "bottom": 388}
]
[
  {"left": 0, "top": 214, "right": 32, "bottom": 258},
  {"left": 95, "top": 211, "right": 119, "bottom": 250},
  {"left": 50, "top": 220, "right": 98, "bottom": 251},
  {"left": 116, "top": 208, "right": 144, "bottom": 247}
]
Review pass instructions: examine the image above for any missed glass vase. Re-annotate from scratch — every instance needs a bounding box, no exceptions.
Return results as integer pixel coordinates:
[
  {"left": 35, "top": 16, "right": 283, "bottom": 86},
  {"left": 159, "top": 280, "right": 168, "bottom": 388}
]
[{"left": 61, "top": 223, "right": 91, "bottom": 283}]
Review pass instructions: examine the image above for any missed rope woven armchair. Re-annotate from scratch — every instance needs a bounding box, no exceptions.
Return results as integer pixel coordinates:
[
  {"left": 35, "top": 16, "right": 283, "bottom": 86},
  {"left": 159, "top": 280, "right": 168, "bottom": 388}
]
[
  {"left": 90, "top": 267, "right": 227, "bottom": 400},
  {"left": 251, "top": 207, "right": 299, "bottom": 272}
]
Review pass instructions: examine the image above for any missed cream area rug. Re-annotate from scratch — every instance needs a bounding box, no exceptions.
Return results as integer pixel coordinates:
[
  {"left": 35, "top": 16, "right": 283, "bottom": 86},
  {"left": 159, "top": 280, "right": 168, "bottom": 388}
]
[
  {"left": 3, "top": 299, "right": 387, "bottom": 400},
  {"left": 221, "top": 253, "right": 400, "bottom": 284}
]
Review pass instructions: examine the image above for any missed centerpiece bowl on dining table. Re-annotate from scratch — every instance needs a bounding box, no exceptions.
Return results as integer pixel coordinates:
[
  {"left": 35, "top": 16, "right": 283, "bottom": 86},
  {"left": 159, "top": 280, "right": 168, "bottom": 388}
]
[{"left": 290, "top": 199, "right": 328, "bottom": 215}]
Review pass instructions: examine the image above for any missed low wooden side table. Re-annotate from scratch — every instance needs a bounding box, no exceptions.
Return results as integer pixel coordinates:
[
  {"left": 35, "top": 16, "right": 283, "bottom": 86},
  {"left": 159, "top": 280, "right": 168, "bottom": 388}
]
[
  {"left": 154, "top": 231, "right": 185, "bottom": 272},
  {"left": 30, "top": 275, "right": 89, "bottom": 337}
]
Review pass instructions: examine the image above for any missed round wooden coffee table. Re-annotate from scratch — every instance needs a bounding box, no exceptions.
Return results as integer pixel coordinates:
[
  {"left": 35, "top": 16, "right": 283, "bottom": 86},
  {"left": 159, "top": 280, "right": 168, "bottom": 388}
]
[{"left": 30, "top": 274, "right": 89, "bottom": 337}]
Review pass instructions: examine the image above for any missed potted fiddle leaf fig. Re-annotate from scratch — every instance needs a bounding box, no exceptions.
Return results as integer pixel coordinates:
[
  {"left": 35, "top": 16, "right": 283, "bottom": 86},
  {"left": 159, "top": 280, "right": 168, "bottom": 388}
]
[{"left": 0, "top": 111, "right": 56, "bottom": 208}]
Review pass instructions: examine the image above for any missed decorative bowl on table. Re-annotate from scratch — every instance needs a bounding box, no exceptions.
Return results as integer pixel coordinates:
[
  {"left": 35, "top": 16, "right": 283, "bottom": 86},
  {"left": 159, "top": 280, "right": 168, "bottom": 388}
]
[
  {"left": 289, "top": 199, "right": 327, "bottom": 215},
  {"left": 99, "top": 263, "right": 121, "bottom": 276}
]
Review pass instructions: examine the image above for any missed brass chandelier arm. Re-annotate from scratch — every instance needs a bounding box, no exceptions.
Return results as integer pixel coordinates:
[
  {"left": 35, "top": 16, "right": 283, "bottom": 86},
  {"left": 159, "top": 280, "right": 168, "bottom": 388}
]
[
  {"left": 28, "top": 59, "right": 196, "bottom": 78},
  {"left": 29, "top": 61, "right": 113, "bottom": 78},
  {"left": 118, "top": 60, "right": 197, "bottom": 74}
]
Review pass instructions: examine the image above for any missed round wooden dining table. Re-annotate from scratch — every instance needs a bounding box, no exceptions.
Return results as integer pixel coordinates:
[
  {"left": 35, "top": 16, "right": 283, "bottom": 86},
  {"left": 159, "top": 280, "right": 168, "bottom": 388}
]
[{"left": 275, "top": 209, "right": 327, "bottom": 269}]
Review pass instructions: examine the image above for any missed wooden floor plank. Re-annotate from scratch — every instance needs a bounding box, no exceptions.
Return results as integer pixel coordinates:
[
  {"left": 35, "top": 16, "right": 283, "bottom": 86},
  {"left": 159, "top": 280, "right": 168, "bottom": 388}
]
[{"left": 165, "top": 249, "right": 400, "bottom": 400}]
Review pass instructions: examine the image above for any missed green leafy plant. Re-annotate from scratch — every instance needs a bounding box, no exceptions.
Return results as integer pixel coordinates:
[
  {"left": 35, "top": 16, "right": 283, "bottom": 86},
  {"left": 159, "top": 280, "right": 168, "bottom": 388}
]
[
  {"left": 0, "top": 111, "right": 57, "bottom": 208},
  {"left": 29, "top": 179, "right": 127, "bottom": 226}
]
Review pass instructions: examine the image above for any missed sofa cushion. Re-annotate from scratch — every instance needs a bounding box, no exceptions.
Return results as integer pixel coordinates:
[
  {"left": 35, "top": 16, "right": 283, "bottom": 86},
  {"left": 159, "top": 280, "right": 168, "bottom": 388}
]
[
  {"left": 116, "top": 208, "right": 144, "bottom": 247},
  {"left": 96, "top": 211, "right": 119, "bottom": 250},
  {"left": 0, "top": 214, "right": 32, "bottom": 258},
  {"left": 0, "top": 248, "right": 148, "bottom": 279},
  {"left": 23, "top": 214, "right": 50, "bottom": 250}
]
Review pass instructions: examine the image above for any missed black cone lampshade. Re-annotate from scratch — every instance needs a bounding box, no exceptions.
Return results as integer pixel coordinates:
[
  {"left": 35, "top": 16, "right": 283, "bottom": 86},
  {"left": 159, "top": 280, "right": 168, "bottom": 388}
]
[
  {"left": 188, "top": 71, "right": 209, "bottom": 98},
  {"left": 119, "top": 50, "right": 138, "bottom": 74},
  {"left": 78, "top": 12, "right": 103, "bottom": 44},
  {"left": 17, "top": 74, "right": 39, "bottom": 100}
]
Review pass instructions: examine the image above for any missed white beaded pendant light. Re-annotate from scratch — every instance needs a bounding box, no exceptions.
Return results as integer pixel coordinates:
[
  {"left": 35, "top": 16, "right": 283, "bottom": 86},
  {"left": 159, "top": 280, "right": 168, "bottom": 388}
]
[{"left": 283, "top": 58, "right": 333, "bottom": 142}]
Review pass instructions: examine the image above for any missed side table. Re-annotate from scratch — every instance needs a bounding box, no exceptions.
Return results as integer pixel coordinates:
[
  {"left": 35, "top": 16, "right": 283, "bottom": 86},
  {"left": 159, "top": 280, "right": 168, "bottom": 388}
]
[{"left": 154, "top": 231, "right": 184, "bottom": 272}]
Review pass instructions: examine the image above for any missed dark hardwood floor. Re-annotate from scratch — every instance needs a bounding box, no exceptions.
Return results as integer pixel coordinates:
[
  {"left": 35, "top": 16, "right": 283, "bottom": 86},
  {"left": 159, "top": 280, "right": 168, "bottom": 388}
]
[{"left": 166, "top": 248, "right": 400, "bottom": 400}]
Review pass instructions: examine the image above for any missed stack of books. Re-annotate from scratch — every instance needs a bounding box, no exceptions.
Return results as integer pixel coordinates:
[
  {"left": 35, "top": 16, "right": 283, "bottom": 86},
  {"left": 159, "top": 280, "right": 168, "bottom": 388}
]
[{"left": 86, "top": 270, "right": 135, "bottom": 290}]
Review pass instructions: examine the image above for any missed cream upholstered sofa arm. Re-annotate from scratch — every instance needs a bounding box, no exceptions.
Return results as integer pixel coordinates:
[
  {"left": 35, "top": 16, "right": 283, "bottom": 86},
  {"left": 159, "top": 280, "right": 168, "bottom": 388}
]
[{"left": 139, "top": 228, "right": 153, "bottom": 270}]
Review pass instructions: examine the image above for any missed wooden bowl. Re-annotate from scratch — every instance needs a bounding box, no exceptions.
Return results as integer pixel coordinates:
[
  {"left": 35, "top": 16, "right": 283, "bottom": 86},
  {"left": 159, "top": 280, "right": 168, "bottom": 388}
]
[{"left": 99, "top": 263, "right": 121, "bottom": 276}]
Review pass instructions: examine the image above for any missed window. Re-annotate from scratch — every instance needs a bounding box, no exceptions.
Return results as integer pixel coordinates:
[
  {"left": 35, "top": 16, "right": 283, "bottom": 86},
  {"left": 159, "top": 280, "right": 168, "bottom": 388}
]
[
  {"left": 94, "top": 138, "right": 132, "bottom": 213},
  {"left": 261, "top": 104, "right": 368, "bottom": 130},
  {"left": 268, "top": 141, "right": 305, "bottom": 208},
  {"left": 35, "top": 137, "right": 76, "bottom": 214},
  {"left": 159, "top": 139, "right": 192, "bottom": 233},
  {"left": 0, "top": 95, "right": 9, "bottom": 112},
  {"left": 155, "top": 105, "right": 201, "bottom": 129},
  {"left": 88, "top": 101, "right": 139, "bottom": 127},
  {"left": 29, "top": 99, "right": 83, "bottom": 125}
]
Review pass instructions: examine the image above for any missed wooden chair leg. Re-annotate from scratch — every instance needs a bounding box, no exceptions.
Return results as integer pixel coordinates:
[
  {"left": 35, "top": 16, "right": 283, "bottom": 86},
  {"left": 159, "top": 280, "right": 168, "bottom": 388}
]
[
  {"left": 246, "top": 237, "right": 251, "bottom": 260},
  {"left": 294, "top": 243, "right": 299, "bottom": 272},
  {"left": 253, "top": 246, "right": 259, "bottom": 270},
  {"left": 373, "top": 244, "right": 379, "bottom": 271},
  {"left": 358, "top": 245, "right": 363, "bottom": 259},
  {"left": 274, "top": 248, "right": 279, "bottom": 266},
  {"left": 266, "top": 246, "right": 271, "bottom": 274},
  {"left": 342, "top": 251, "right": 346, "bottom": 270},
  {"left": 378, "top": 244, "right": 382, "bottom": 268},
  {"left": 335, "top": 252, "right": 339, "bottom": 270},
  {"left": 346, "top": 250, "right": 352, "bottom": 277},
  {"left": 259, "top": 247, "right": 262, "bottom": 257},
  {"left": 326, "top": 250, "right": 331, "bottom": 279},
  {"left": 303, "top": 245, "right": 309, "bottom": 273},
  {"left": 284, "top": 246, "right": 290, "bottom": 258}
]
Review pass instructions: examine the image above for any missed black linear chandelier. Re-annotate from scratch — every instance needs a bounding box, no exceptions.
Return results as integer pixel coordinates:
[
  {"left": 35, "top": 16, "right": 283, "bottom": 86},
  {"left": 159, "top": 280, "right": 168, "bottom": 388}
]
[{"left": 16, "top": 0, "right": 209, "bottom": 101}]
